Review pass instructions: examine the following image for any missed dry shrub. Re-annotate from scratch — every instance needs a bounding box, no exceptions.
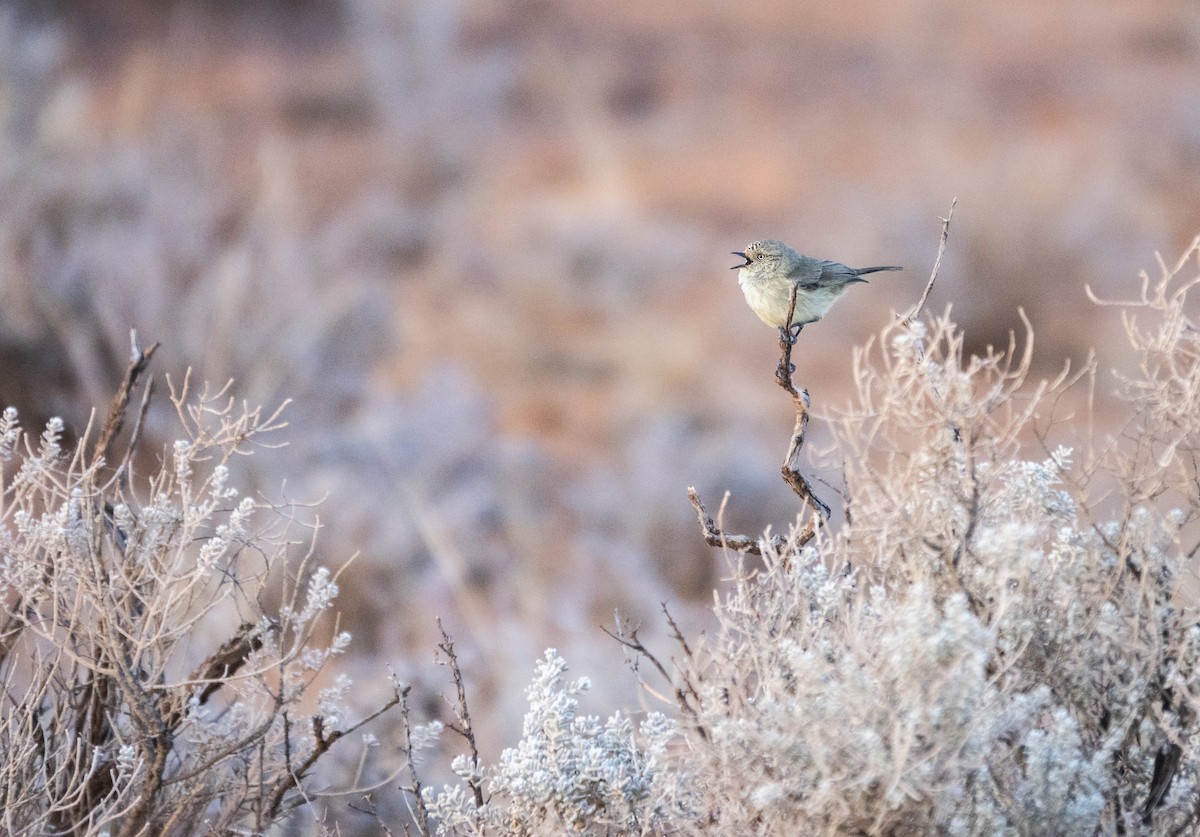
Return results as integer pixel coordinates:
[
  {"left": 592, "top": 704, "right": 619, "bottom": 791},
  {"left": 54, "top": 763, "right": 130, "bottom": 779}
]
[
  {"left": 403, "top": 239, "right": 1200, "bottom": 836},
  {"left": 653, "top": 238, "right": 1200, "bottom": 835},
  {"left": 0, "top": 360, "right": 399, "bottom": 836},
  {"left": 9, "top": 229, "right": 1200, "bottom": 836}
]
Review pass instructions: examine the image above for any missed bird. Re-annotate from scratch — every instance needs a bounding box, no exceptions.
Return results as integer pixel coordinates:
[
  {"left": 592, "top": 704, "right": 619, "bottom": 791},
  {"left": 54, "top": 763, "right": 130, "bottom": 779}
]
[{"left": 731, "top": 239, "right": 902, "bottom": 330}]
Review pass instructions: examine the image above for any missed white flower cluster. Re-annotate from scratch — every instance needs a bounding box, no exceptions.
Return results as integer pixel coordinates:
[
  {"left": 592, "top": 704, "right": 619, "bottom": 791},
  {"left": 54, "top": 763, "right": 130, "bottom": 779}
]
[
  {"left": 2, "top": 415, "right": 65, "bottom": 491},
  {"left": 0, "top": 406, "right": 19, "bottom": 460},
  {"left": 317, "top": 673, "right": 355, "bottom": 731},
  {"left": 424, "top": 649, "right": 676, "bottom": 834},
  {"left": 298, "top": 565, "right": 340, "bottom": 623}
]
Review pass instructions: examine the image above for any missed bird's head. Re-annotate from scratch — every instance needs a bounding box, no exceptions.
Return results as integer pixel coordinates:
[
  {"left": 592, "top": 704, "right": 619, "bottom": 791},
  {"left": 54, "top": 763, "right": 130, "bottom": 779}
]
[{"left": 731, "top": 239, "right": 791, "bottom": 272}]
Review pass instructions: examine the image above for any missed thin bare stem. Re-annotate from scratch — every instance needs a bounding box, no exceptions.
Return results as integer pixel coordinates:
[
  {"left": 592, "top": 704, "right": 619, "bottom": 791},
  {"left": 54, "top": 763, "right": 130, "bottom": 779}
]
[
  {"left": 398, "top": 686, "right": 434, "bottom": 837},
  {"left": 436, "top": 620, "right": 485, "bottom": 809},
  {"left": 901, "top": 198, "right": 956, "bottom": 327},
  {"left": 92, "top": 329, "right": 159, "bottom": 468}
]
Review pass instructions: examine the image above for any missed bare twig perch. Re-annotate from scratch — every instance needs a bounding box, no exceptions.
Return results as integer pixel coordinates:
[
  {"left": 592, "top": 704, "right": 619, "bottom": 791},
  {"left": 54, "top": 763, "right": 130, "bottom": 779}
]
[
  {"left": 773, "top": 284, "right": 832, "bottom": 522},
  {"left": 688, "top": 283, "right": 828, "bottom": 554},
  {"left": 436, "top": 620, "right": 485, "bottom": 810},
  {"left": 691, "top": 205, "right": 957, "bottom": 554}
]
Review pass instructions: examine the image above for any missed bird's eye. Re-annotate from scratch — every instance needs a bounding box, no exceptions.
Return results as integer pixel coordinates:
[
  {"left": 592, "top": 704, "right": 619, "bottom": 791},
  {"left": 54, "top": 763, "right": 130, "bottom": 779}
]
[{"left": 755, "top": 253, "right": 764, "bottom": 260}]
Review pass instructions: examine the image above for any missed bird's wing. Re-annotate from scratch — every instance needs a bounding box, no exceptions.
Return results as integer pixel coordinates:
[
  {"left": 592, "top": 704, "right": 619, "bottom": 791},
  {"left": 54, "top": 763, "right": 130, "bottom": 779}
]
[
  {"left": 813, "top": 260, "right": 868, "bottom": 288},
  {"left": 784, "top": 256, "right": 826, "bottom": 289}
]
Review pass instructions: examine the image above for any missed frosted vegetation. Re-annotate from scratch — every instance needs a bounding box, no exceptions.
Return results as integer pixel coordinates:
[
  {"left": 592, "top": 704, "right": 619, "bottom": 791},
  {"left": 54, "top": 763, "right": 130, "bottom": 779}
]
[{"left": 2, "top": 240, "right": 1199, "bottom": 834}]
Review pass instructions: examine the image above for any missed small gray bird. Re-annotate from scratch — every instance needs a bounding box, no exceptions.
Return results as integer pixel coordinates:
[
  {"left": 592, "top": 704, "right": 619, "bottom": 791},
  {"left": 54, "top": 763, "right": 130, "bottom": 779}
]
[{"left": 732, "top": 239, "right": 902, "bottom": 329}]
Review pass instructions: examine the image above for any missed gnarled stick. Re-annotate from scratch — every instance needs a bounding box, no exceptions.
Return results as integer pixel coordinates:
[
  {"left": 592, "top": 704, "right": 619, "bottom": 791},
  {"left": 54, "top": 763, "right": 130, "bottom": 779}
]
[
  {"left": 692, "top": 206, "right": 955, "bottom": 553},
  {"left": 687, "top": 487, "right": 793, "bottom": 556},
  {"left": 688, "top": 285, "right": 828, "bottom": 553}
]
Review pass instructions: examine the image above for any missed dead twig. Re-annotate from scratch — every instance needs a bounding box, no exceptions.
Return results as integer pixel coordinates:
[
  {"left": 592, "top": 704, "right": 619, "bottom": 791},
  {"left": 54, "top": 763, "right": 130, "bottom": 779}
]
[
  {"left": 436, "top": 620, "right": 485, "bottom": 809},
  {"left": 265, "top": 684, "right": 403, "bottom": 822},
  {"left": 93, "top": 329, "right": 159, "bottom": 467},
  {"left": 601, "top": 608, "right": 707, "bottom": 741},
  {"left": 772, "top": 284, "right": 832, "bottom": 520},
  {"left": 773, "top": 281, "right": 805, "bottom": 395},
  {"left": 779, "top": 385, "right": 832, "bottom": 520},
  {"left": 398, "top": 685, "right": 434, "bottom": 836},
  {"left": 161, "top": 622, "right": 272, "bottom": 729},
  {"left": 687, "top": 487, "right": 789, "bottom": 556},
  {"left": 901, "top": 198, "right": 955, "bottom": 328},
  {"left": 900, "top": 202, "right": 961, "bottom": 443}
]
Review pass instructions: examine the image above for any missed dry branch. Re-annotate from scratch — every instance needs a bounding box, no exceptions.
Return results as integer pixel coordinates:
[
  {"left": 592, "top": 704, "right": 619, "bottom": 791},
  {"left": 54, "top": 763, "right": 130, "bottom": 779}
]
[
  {"left": 689, "top": 282, "right": 829, "bottom": 554},
  {"left": 602, "top": 607, "right": 707, "bottom": 740},
  {"left": 399, "top": 685, "right": 434, "bottom": 836},
  {"left": 901, "top": 198, "right": 955, "bottom": 328},
  {"left": 687, "top": 487, "right": 790, "bottom": 556},
  {"left": 93, "top": 329, "right": 159, "bottom": 467},
  {"left": 436, "top": 620, "right": 485, "bottom": 810}
]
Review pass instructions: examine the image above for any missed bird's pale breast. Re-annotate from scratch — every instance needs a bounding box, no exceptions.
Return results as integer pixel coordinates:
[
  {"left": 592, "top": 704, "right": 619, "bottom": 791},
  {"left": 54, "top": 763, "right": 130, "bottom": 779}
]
[{"left": 739, "top": 271, "right": 846, "bottom": 327}]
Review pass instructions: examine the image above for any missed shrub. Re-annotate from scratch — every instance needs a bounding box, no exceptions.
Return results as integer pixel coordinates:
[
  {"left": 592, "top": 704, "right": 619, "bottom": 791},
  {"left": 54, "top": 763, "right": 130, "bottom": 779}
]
[
  {"left": 422, "top": 649, "right": 676, "bottom": 835},
  {"left": 651, "top": 237, "right": 1200, "bottom": 834},
  {"left": 409, "top": 237, "right": 1200, "bottom": 836},
  {"left": 8, "top": 235, "right": 1200, "bottom": 837},
  {"left": 0, "top": 355, "right": 399, "bottom": 835}
]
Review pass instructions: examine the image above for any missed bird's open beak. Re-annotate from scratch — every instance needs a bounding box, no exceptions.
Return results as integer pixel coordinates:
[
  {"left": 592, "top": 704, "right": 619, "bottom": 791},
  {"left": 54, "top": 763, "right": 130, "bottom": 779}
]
[{"left": 731, "top": 251, "right": 750, "bottom": 269}]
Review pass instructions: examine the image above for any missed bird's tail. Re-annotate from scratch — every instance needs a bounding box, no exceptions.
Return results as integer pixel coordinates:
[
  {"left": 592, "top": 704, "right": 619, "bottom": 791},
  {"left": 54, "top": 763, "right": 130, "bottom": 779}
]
[{"left": 856, "top": 265, "right": 903, "bottom": 275}]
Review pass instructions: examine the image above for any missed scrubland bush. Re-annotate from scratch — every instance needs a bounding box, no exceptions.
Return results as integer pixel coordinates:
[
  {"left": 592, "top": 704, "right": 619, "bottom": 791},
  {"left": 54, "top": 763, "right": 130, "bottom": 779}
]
[
  {"left": 0, "top": 354, "right": 400, "bottom": 835},
  {"left": 418, "top": 239, "right": 1200, "bottom": 836},
  {"left": 419, "top": 648, "right": 676, "bottom": 835}
]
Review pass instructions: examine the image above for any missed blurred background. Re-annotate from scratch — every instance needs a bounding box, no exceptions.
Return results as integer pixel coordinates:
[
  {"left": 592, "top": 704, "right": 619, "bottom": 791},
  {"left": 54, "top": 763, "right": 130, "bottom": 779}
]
[{"left": 1, "top": 0, "right": 1198, "bottom": 818}]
